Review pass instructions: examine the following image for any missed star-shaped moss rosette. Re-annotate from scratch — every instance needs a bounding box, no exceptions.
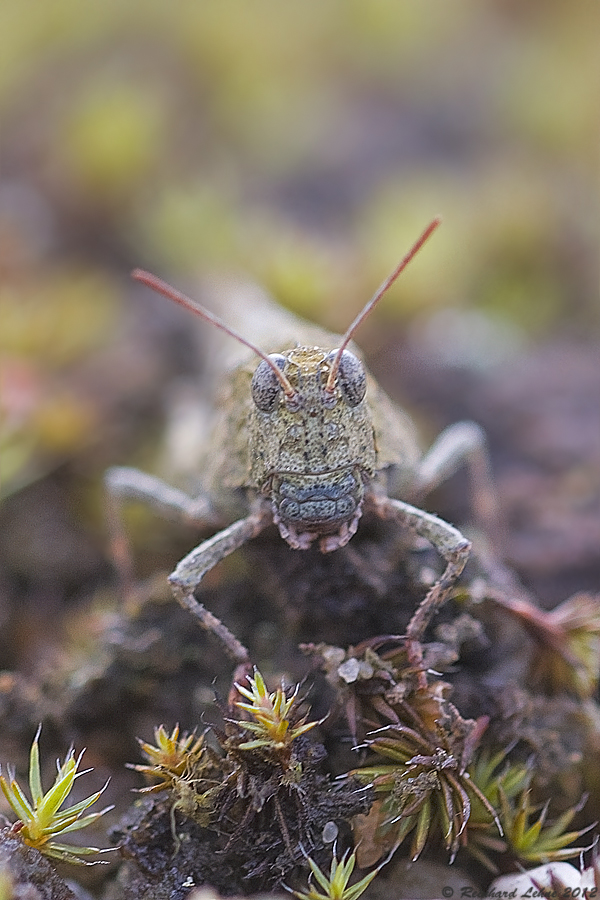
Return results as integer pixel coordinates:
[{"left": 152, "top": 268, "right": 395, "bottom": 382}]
[
  {"left": 233, "top": 668, "right": 320, "bottom": 752},
  {"left": 351, "top": 700, "right": 498, "bottom": 863},
  {"left": 128, "top": 724, "right": 206, "bottom": 792},
  {"left": 0, "top": 726, "right": 112, "bottom": 865},
  {"left": 288, "top": 847, "right": 386, "bottom": 900},
  {"left": 450, "top": 747, "right": 591, "bottom": 871},
  {"left": 498, "top": 787, "right": 593, "bottom": 865}
]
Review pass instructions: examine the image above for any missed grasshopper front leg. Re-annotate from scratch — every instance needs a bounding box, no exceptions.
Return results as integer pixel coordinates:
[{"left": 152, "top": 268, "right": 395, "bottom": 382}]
[
  {"left": 105, "top": 466, "right": 271, "bottom": 662},
  {"left": 168, "top": 499, "right": 272, "bottom": 664},
  {"left": 372, "top": 493, "right": 471, "bottom": 683},
  {"left": 105, "top": 466, "right": 218, "bottom": 524}
]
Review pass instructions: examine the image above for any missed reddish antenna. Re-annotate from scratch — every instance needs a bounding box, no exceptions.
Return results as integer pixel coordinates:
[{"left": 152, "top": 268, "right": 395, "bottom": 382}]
[
  {"left": 325, "top": 216, "right": 442, "bottom": 393},
  {"left": 131, "top": 269, "right": 297, "bottom": 400}
]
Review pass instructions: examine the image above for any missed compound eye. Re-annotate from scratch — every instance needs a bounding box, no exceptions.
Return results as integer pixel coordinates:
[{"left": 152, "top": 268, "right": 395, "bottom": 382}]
[
  {"left": 251, "top": 354, "right": 287, "bottom": 412},
  {"left": 326, "top": 349, "right": 366, "bottom": 406}
]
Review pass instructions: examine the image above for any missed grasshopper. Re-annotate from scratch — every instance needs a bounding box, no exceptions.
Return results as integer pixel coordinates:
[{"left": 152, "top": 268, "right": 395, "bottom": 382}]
[{"left": 106, "top": 218, "right": 494, "bottom": 671}]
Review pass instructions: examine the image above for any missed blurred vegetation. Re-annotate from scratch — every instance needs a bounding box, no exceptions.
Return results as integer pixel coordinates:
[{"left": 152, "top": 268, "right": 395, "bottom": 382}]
[{"left": 1, "top": 0, "right": 597, "bottom": 498}]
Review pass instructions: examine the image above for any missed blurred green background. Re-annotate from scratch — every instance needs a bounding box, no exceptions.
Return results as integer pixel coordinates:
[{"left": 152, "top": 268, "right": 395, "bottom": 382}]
[{"left": 0, "top": 0, "right": 598, "bottom": 503}]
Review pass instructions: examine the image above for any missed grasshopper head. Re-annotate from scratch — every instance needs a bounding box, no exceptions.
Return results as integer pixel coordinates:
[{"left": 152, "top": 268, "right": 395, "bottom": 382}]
[{"left": 249, "top": 345, "right": 374, "bottom": 553}]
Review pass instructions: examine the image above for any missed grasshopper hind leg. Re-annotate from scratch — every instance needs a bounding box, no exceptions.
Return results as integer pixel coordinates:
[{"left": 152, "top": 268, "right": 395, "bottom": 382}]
[
  {"left": 414, "top": 421, "right": 498, "bottom": 538},
  {"left": 105, "top": 466, "right": 217, "bottom": 525},
  {"left": 104, "top": 466, "right": 218, "bottom": 599}
]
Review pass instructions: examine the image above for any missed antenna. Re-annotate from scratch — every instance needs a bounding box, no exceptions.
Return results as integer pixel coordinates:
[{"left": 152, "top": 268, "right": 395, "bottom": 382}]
[
  {"left": 325, "top": 216, "right": 442, "bottom": 393},
  {"left": 131, "top": 269, "right": 297, "bottom": 400}
]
